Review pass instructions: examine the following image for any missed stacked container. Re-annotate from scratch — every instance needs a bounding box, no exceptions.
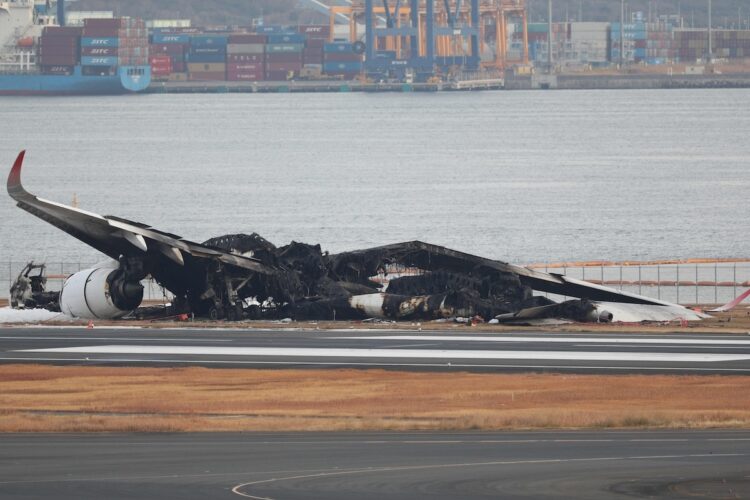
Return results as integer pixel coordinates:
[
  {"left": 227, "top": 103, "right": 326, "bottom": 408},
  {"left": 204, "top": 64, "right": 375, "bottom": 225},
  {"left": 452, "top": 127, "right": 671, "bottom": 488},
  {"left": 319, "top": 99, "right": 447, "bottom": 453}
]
[
  {"left": 265, "top": 33, "right": 304, "bottom": 80},
  {"left": 188, "top": 35, "right": 227, "bottom": 81},
  {"left": 610, "top": 22, "right": 647, "bottom": 63},
  {"left": 226, "top": 34, "right": 266, "bottom": 81},
  {"left": 81, "top": 18, "right": 148, "bottom": 71},
  {"left": 38, "top": 26, "right": 82, "bottom": 75},
  {"left": 323, "top": 42, "right": 363, "bottom": 78},
  {"left": 150, "top": 32, "right": 189, "bottom": 74},
  {"left": 299, "top": 25, "right": 329, "bottom": 67}
]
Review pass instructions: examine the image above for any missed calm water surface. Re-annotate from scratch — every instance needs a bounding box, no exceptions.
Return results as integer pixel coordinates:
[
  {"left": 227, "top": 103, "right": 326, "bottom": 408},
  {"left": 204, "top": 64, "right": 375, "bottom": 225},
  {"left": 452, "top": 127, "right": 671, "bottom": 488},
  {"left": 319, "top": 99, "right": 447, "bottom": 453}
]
[{"left": 0, "top": 89, "right": 748, "bottom": 265}]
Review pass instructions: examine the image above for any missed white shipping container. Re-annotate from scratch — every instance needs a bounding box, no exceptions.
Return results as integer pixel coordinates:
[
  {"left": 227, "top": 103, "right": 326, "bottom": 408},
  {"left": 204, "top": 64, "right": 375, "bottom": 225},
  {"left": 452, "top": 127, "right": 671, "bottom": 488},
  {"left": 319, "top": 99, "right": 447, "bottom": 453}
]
[{"left": 570, "top": 22, "right": 609, "bottom": 42}]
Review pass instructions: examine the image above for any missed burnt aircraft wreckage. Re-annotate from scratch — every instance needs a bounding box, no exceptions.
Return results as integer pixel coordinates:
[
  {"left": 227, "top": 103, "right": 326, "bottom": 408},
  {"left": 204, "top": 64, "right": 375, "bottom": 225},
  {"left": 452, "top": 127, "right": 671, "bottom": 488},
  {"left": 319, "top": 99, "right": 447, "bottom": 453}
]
[{"left": 7, "top": 151, "right": 705, "bottom": 323}]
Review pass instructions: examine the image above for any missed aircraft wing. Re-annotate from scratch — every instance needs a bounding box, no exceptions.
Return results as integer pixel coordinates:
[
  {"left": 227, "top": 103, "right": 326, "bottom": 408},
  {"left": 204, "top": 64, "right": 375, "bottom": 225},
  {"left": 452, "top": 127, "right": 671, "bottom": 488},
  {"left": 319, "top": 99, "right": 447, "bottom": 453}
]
[{"left": 7, "top": 151, "right": 273, "bottom": 275}]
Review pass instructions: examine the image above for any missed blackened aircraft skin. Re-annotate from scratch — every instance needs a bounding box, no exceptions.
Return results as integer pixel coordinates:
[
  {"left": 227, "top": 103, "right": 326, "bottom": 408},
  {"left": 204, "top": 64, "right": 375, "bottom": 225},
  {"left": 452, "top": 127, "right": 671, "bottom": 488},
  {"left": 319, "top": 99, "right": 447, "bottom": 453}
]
[{"left": 6, "top": 151, "right": 667, "bottom": 320}]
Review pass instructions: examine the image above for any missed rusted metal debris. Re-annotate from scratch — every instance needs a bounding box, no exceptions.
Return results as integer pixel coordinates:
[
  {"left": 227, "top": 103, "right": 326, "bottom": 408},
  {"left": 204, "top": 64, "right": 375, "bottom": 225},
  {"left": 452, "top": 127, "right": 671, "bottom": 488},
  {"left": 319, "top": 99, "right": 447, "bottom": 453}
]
[{"left": 9, "top": 262, "right": 59, "bottom": 311}]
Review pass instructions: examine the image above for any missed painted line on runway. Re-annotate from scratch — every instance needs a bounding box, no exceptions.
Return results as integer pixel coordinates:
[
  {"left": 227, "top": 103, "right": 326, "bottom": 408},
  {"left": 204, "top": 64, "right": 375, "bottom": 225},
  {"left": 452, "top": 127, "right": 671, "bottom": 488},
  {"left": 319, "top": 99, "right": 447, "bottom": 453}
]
[
  {"left": 579, "top": 344, "right": 750, "bottom": 350},
  {"left": 0, "top": 337, "right": 232, "bottom": 342},
  {"left": 231, "top": 453, "right": 748, "bottom": 499},
  {"left": 3, "top": 356, "right": 750, "bottom": 373},
  {"left": 19, "top": 345, "right": 750, "bottom": 363},
  {"left": 332, "top": 335, "right": 750, "bottom": 346}
]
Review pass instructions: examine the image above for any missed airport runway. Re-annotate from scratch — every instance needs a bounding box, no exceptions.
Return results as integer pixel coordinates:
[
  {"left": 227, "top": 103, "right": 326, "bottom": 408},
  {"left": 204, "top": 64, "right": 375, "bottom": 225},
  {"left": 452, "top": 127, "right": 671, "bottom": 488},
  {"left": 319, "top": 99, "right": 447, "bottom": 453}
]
[
  {"left": 0, "top": 430, "right": 748, "bottom": 499},
  {"left": 1, "top": 327, "right": 750, "bottom": 373}
]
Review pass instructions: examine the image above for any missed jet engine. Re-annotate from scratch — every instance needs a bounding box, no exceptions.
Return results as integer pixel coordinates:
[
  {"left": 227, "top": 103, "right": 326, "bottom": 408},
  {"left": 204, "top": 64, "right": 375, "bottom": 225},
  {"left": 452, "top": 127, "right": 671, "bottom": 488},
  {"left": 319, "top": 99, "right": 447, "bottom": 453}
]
[{"left": 59, "top": 264, "right": 144, "bottom": 319}]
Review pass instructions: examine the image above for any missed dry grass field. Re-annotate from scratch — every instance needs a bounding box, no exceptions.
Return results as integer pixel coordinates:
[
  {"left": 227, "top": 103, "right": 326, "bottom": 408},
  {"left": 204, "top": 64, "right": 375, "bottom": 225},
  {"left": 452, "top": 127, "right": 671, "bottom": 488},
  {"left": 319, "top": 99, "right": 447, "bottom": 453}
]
[{"left": 1, "top": 364, "right": 749, "bottom": 432}]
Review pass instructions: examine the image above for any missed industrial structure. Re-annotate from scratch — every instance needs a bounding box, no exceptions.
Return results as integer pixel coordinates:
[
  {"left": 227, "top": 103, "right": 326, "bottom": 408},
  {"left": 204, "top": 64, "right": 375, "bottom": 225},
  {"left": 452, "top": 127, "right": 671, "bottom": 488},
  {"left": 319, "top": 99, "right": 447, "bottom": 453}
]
[{"left": 326, "top": 0, "right": 528, "bottom": 79}]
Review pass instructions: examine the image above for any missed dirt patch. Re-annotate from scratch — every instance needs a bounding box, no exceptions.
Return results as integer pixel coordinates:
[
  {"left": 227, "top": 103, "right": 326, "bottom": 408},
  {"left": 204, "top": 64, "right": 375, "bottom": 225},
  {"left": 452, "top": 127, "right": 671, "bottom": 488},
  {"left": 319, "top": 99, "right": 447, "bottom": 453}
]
[{"left": 1, "top": 365, "right": 749, "bottom": 432}]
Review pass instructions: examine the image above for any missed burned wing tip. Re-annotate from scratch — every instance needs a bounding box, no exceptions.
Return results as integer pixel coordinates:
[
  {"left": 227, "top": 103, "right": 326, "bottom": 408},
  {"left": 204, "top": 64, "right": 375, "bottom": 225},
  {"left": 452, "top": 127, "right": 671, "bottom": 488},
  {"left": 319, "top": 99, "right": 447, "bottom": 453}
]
[{"left": 7, "top": 150, "right": 26, "bottom": 196}]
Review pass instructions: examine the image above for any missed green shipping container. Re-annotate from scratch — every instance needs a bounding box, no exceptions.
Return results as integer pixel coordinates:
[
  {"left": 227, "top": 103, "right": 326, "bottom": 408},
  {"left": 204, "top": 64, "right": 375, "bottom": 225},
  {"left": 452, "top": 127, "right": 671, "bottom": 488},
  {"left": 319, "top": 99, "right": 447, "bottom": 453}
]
[{"left": 266, "top": 43, "right": 304, "bottom": 53}]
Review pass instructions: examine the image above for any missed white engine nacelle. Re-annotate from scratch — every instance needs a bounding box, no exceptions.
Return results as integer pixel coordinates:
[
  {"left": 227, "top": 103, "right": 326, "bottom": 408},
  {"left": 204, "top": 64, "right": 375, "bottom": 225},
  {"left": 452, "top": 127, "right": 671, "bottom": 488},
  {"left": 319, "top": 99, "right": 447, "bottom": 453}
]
[{"left": 59, "top": 265, "right": 144, "bottom": 319}]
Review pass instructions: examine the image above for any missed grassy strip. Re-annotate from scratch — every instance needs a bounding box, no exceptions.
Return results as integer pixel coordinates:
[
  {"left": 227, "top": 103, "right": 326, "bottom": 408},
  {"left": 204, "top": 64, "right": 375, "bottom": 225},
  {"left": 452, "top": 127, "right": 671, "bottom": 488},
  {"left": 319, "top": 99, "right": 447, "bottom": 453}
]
[{"left": 1, "top": 365, "right": 750, "bottom": 432}]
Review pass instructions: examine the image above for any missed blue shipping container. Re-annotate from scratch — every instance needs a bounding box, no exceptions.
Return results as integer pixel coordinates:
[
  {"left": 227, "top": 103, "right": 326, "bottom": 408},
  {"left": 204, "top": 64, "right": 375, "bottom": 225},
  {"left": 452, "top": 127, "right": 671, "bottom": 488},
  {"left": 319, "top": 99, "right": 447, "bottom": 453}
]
[
  {"left": 267, "top": 33, "right": 305, "bottom": 44},
  {"left": 81, "top": 37, "right": 119, "bottom": 47},
  {"left": 190, "top": 35, "right": 228, "bottom": 47},
  {"left": 324, "top": 61, "right": 362, "bottom": 72},
  {"left": 374, "top": 50, "right": 397, "bottom": 60},
  {"left": 152, "top": 33, "right": 190, "bottom": 44},
  {"left": 81, "top": 56, "right": 119, "bottom": 66},
  {"left": 186, "top": 53, "right": 226, "bottom": 63},
  {"left": 256, "top": 26, "right": 288, "bottom": 34},
  {"left": 324, "top": 42, "right": 353, "bottom": 53}
]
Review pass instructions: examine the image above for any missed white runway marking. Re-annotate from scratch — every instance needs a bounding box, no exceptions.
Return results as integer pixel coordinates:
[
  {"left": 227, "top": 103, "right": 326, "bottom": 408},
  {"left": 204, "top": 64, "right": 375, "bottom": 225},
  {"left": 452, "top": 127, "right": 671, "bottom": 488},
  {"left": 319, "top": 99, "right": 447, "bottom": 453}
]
[
  {"left": 334, "top": 335, "right": 750, "bottom": 346},
  {"left": 231, "top": 453, "right": 747, "bottom": 499},
  {"left": 4, "top": 356, "right": 750, "bottom": 372},
  {"left": 18, "top": 345, "right": 750, "bottom": 363}
]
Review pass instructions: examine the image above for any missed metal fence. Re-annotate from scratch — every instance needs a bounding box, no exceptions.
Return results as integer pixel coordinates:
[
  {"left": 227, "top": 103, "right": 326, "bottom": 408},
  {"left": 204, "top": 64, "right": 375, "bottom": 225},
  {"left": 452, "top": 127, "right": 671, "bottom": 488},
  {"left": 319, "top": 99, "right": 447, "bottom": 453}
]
[{"left": 3, "top": 260, "right": 750, "bottom": 306}]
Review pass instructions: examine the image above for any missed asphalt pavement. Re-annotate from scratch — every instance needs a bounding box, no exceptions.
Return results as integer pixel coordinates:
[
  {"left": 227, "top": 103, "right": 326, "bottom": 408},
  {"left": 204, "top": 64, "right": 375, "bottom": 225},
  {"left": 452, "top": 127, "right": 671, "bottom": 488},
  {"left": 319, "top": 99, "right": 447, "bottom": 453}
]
[
  {"left": 0, "top": 430, "right": 748, "bottom": 499},
  {"left": 2, "top": 326, "right": 750, "bottom": 373}
]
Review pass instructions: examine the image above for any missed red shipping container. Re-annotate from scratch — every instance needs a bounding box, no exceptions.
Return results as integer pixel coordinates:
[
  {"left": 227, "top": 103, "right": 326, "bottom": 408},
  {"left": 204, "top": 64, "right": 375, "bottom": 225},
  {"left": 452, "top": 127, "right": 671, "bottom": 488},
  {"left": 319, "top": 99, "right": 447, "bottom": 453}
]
[
  {"left": 39, "top": 36, "right": 79, "bottom": 47},
  {"left": 84, "top": 18, "right": 127, "bottom": 28},
  {"left": 226, "top": 69, "right": 265, "bottom": 80},
  {"left": 38, "top": 45, "right": 78, "bottom": 56},
  {"left": 323, "top": 52, "right": 363, "bottom": 62},
  {"left": 265, "top": 53, "right": 303, "bottom": 63},
  {"left": 227, "top": 62, "right": 263, "bottom": 72},
  {"left": 150, "top": 43, "right": 186, "bottom": 55},
  {"left": 81, "top": 46, "right": 118, "bottom": 56},
  {"left": 172, "top": 61, "right": 186, "bottom": 72},
  {"left": 228, "top": 34, "right": 267, "bottom": 44},
  {"left": 188, "top": 71, "right": 226, "bottom": 81},
  {"left": 305, "top": 38, "right": 326, "bottom": 48},
  {"left": 42, "top": 26, "right": 82, "bottom": 37},
  {"left": 82, "top": 27, "right": 122, "bottom": 37},
  {"left": 38, "top": 54, "right": 79, "bottom": 65},
  {"left": 266, "top": 62, "right": 302, "bottom": 71},
  {"left": 297, "top": 25, "right": 330, "bottom": 38},
  {"left": 227, "top": 53, "right": 263, "bottom": 63}
]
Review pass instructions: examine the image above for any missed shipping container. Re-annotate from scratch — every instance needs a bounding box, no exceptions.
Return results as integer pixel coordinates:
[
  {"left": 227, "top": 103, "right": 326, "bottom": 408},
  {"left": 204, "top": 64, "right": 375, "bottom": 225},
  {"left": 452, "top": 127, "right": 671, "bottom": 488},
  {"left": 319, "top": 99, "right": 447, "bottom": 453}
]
[
  {"left": 190, "top": 46, "right": 226, "bottom": 55},
  {"left": 266, "top": 43, "right": 304, "bottom": 53},
  {"left": 37, "top": 45, "right": 79, "bottom": 56},
  {"left": 324, "top": 61, "right": 362, "bottom": 73},
  {"left": 255, "top": 25, "right": 289, "bottom": 34},
  {"left": 297, "top": 25, "right": 330, "bottom": 39},
  {"left": 227, "top": 43, "right": 265, "bottom": 54},
  {"left": 81, "top": 46, "right": 117, "bottom": 56},
  {"left": 324, "top": 52, "right": 363, "bottom": 62},
  {"left": 40, "top": 65, "right": 75, "bottom": 75},
  {"left": 266, "top": 62, "right": 303, "bottom": 72},
  {"left": 152, "top": 33, "right": 191, "bottom": 44},
  {"left": 187, "top": 62, "right": 226, "bottom": 72},
  {"left": 81, "top": 55, "right": 119, "bottom": 66},
  {"left": 38, "top": 54, "right": 79, "bottom": 65},
  {"left": 265, "top": 52, "right": 303, "bottom": 63},
  {"left": 227, "top": 70, "right": 265, "bottom": 81},
  {"left": 187, "top": 53, "right": 225, "bottom": 63},
  {"left": 228, "top": 34, "right": 267, "bottom": 44},
  {"left": 227, "top": 53, "right": 264, "bottom": 63},
  {"left": 81, "top": 37, "right": 119, "bottom": 47},
  {"left": 150, "top": 43, "right": 186, "bottom": 55},
  {"left": 227, "top": 62, "right": 263, "bottom": 72},
  {"left": 39, "top": 36, "right": 79, "bottom": 48},
  {"left": 267, "top": 33, "right": 305, "bottom": 44},
  {"left": 190, "top": 35, "right": 228, "bottom": 47},
  {"left": 324, "top": 42, "right": 354, "bottom": 53},
  {"left": 188, "top": 71, "right": 226, "bottom": 81},
  {"left": 42, "top": 26, "right": 83, "bottom": 37}
]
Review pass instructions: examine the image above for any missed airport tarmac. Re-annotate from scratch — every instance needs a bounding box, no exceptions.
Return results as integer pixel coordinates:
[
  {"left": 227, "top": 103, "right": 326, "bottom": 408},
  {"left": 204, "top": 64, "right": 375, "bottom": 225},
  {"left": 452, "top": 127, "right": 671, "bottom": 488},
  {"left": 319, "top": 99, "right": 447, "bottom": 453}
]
[
  {"left": 1, "top": 327, "right": 750, "bottom": 374},
  {"left": 0, "top": 431, "right": 748, "bottom": 499}
]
